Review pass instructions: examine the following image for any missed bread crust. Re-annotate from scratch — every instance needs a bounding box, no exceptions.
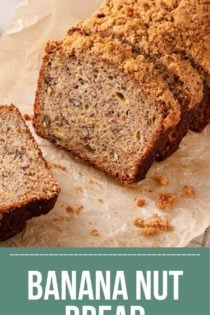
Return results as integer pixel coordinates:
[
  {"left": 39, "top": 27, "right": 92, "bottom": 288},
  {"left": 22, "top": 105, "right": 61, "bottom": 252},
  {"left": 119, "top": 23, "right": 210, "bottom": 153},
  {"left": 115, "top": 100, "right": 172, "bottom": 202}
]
[
  {"left": 135, "top": 0, "right": 210, "bottom": 131},
  {"left": 76, "top": 1, "right": 204, "bottom": 159},
  {"left": 33, "top": 32, "right": 180, "bottom": 184},
  {"left": 0, "top": 105, "right": 60, "bottom": 241},
  {"left": 0, "top": 196, "right": 58, "bottom": 241}
]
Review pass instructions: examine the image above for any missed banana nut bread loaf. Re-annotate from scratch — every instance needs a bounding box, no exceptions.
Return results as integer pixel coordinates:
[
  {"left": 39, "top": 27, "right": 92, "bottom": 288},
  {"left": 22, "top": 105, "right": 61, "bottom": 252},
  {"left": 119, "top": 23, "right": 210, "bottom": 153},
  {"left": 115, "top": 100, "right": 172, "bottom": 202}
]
[
  {"left": 33, "top": 31, "right": 181, "bottom": 184},
  {"left": 78, "top": 0, "right": 204, "bottom": 160},
  {"left": 0, "top": 105, "right": 60, "bottom": 241},
  {"left": 136, "top": 0, "right": 210, "bottom": 132}
]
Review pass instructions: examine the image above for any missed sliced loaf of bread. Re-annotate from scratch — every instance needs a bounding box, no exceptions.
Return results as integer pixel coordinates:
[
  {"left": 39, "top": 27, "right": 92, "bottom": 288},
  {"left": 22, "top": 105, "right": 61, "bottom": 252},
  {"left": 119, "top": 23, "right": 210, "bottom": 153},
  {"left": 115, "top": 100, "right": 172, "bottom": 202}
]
[
  {"left": 78, "top": 0, "right": 204, "bottom": 160},
  {"left": 33, "top": 31, "right": 180, "bottom": 184},
  {"left": 136, "top": 0, "right": 210, "bottom": 132},
  {"left": 0, "top": 105, "right": 60, "bottom": 241}
]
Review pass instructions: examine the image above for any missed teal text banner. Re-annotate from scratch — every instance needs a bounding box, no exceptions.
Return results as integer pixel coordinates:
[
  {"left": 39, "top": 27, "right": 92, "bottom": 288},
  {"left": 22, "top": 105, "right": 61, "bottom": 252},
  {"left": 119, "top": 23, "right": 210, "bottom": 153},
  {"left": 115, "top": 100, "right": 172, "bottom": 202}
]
[{"left": 0, "top": 248, "right": 209, "bottom": 315}]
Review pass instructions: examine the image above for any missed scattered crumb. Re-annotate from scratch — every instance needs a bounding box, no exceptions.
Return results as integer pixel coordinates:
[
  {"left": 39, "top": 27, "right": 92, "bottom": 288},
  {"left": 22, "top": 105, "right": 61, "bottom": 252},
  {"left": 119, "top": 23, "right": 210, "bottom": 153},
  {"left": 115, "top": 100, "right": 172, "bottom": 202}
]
[
  {"left": 75, "top": 186, "right": 83, "bottom": 193},
  {"left": 88, "top": 179, "right": 95, "bottom": 185},
  {"left": 91, "top": 229, "right": 100, "bottom": 237},
  {"left": 98, "top": 198, "right": 104, "bottom": 203},
  {"left": 182, "top": 185, "right": 196, "bottom": 197},
  {"left": 76, "top": 205, "right": 84, "bottom": 215},
  {"left": 23, "top": 114, "right": 32, "bottom": 121},
  {"left": 154, "top": 175, "right": 169, "bottom": 186},
  {"left": 66, "top": 206, "right": 74, "bottom": 214},
  {"left": 49, "top": 162, "right": 67, "bottom": 171},
  {"left": 157, "top": 217, "right": 173, "bottom": 232},
  {"left": 66, "top": 205, "right": 84, "bottom": 215},
  {"left": 135, "top": 198, "right": 146, "bottom": 207},
  {"left": 144, "top": 214, "right": 172, "bottom": 231},
  {"left": 133, "top": 217, "right": 145, "bottom": 228},
  {"left": 141, "top": 226, "right": 158, "bottom": 236},
  {"left": 156, "top": 193, "right": 177, "bottom": 211},
  {"left": 140, "top": 214, "right": 173, "bottom": 236},
  {"left": 133, "top": 214, "right": 172, "bottom": 236}
]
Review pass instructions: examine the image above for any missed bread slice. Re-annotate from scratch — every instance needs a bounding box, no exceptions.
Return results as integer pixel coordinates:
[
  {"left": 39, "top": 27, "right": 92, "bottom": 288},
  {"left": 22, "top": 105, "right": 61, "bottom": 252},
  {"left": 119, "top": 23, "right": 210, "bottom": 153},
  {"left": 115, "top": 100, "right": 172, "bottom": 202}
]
[
  {"left": 0, "top": 105, "right": 60, "bottom": 241},
  {"left": 136, "top": 0, "right": 210, "bottom": 132},
  {"left": 33, "top": 31, "right": 180, "bottom": 184},
  {"left": 78, "top": 0, "right": 203, "bottom": 160}
]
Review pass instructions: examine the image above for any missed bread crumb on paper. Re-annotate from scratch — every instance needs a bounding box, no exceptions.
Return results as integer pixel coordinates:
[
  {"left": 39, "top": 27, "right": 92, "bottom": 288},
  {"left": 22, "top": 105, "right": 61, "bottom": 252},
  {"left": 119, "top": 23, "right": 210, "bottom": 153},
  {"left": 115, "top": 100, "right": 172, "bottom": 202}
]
[
  {"left": 141, "top": 226, "right": 158, "bottom": 236},
  {"left": 98, "top": 198, "right": 104, "bottom": 203},
  {"left": 135, "top": 198, "right": 146, "bottom": 207},
  {"left": 66, "top": 206, "right": 74, "bottom": 214},
  {"left": 154, "top": 175, "right": 169, "bottom": 186},
  {"left": 156, "top": 193, "right": 177, "bottom": 211},
  {"left": 133, "top": 214, "right": 173, "bottom": 237},
  {"left": 91, "top": 229, "right": 100, "bottom": 237},
  {"left": 182, "top": 185, "right": 196, "bottom": 197},
  {"left": 76, "top": 205, "right": 84, "bottom": 215},
  {"left": 66, "top": 205, "right": 84, "bottom": 215},
  {"left": 133, "top": 217, "right": 145, "bottom": 228}
]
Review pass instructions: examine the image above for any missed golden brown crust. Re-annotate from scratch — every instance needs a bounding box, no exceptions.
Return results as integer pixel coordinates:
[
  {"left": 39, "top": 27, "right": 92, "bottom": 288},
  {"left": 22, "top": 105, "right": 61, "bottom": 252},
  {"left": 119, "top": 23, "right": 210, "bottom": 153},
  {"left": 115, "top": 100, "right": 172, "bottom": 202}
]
[
  {"left": 0, "top": 195, "right": 58, "bottom": 241},
  {"left": 77, "top": 1, "right": 204, "bottom": 157},
  {"left": 34, "top": 119, "right": 163, "bottom": 185},
  {"left": 159, "top": 54, "right": 203, "bottom": 110},
  {"left": 138, "top": 0, "right": 210, "bottom": 74},
  {"left": 33, "top": 31, "right": 182, "bottom": 184},
  {"left": 79, "top": 0, "right": 203, "bottom": 111}
]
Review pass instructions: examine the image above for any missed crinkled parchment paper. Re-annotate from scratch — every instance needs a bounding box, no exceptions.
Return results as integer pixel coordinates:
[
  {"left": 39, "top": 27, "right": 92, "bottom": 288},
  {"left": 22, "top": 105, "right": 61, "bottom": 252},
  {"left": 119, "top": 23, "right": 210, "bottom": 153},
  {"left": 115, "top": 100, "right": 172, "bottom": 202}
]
[{"left": 0, "top": 0, "right": 210, "bottom": 247}]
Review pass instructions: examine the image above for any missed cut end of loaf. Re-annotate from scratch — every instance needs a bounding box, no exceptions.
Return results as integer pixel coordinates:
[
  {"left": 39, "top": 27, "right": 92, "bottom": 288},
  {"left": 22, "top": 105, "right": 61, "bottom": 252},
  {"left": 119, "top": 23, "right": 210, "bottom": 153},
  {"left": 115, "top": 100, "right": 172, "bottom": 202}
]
[
  {"left": 0, "top": 104, "right": 60, "bottom": 241},
  {"left": 33, "top": 34, "right": 175, "bottom": 184}
]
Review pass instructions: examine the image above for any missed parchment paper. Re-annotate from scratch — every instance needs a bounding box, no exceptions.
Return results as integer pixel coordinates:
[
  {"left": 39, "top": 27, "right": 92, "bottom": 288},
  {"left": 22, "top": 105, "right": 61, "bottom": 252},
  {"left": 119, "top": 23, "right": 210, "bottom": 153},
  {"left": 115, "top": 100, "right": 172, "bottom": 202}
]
[{"left": 1, "top": 0, "right": 210, "bottom": 247}]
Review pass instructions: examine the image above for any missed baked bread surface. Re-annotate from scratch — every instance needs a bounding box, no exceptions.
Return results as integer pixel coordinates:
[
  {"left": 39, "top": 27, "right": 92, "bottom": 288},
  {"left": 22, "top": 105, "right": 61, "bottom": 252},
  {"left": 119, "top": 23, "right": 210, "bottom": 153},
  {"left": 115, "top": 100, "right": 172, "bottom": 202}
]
[{"left": 0, "top": 105, "right": 60, "bottom": 241}]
